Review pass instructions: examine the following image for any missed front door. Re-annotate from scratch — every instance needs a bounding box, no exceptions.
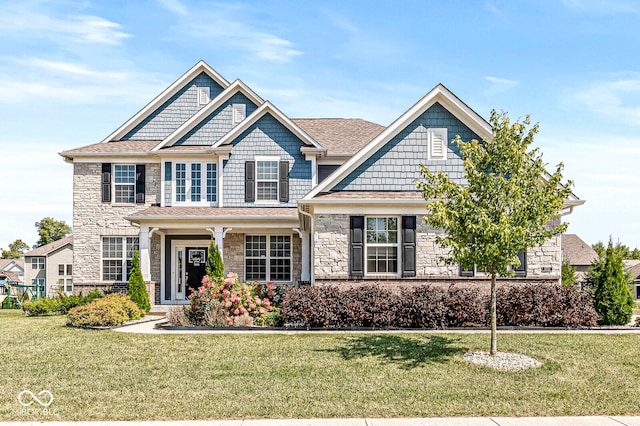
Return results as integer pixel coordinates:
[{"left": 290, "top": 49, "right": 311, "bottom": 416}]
[{"left": 185, "top": 247, "right": 207, "bottom": 297}]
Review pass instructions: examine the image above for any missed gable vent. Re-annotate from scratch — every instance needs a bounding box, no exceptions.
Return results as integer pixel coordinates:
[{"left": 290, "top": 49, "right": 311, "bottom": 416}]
[
  {"left": 198, "top": 87, "right": 210, "bottom": 106},
  {"left": 232, "top": 103, "right": 246, "bottom": 125},
  {"left": 428, "top": 128, "right": 447, "bottom": 160}
]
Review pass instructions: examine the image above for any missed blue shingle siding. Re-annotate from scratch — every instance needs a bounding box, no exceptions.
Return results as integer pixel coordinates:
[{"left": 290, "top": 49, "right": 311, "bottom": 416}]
[
  {"left": 174, "top": 92, "right": 258, "bottom": 146},
  {"left": 223, "top": 113, "right": 312, "bottom": 207},
  {"left": 332, "top": 102, "right": 480, "bottom": 191},
  {"left": 121, "top": 73, "right": 224, "bottom": 141}
]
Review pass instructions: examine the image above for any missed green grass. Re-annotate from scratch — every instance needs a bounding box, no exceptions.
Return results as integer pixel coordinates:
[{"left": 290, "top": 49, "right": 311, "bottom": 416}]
[{"left": 1, "top": 310, "right": 640, "bottom": 421}]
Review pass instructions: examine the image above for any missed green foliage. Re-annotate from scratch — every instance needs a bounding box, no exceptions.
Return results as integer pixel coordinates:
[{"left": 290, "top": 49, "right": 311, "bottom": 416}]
[
  {"left": 23, "top": 289, "right": 104, "bottom": 316},
  {"left": 1, "top": 239, "right": 30, "bottom": 258},
  {"left": 127, "top": 250, "right": 150, "bottom": 314},
  {"left": 205, "top": 239, "right": 224, "bottom": 279},
  {"left": 417, "top": 110, "right": 572, "bottom": 276},
  {"left": 561, "top": 261, "right": 577, "bottom": 287},
  {"left": 66, "top": 293, "right": 142, "bottom": 327},
  {"left": 34, "top": 217, "right": 71, "bottom": 248},
  {"left": 592, "top": 240, "right": 640, "bottom": 260},
  {"left": 589, "top": 239, "right": 634, "bottom": 325}
]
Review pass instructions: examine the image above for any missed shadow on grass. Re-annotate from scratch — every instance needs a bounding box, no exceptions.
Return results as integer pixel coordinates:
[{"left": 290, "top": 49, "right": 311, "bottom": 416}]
[{"left": 324, "top": 334, "right": 465, "bottom": 369}]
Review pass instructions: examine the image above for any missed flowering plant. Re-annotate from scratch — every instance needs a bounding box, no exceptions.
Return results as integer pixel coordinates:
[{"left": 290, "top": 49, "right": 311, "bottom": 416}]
[{"left": 187, "top": 272, "right": 276, "bottom": 326}]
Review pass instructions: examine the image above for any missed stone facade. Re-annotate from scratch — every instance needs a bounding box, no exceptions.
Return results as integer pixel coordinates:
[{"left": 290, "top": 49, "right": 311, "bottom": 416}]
[
  {"left": 313, "top": 213, "right": 561, "bottom": 284},
  {"left": 73, "top": 161, "right": 161, "bottom": 285}
]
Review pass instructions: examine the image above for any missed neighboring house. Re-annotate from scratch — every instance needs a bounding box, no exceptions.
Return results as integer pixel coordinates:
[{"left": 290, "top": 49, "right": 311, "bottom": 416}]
[
  {"left": 0, "top": 258, "right": 24, "bottom": 283},
  {"left": 561, "top": 234, "right": 597, "bottom": 284},
  {"left": 23, "top": 236, "right": 73, "bottom": 296},
  {"left": 59, "top": 61, "right": 583, "bottom": 306},
  {"left": 622, "top": 260, "right": 640, "bottom": 299}
]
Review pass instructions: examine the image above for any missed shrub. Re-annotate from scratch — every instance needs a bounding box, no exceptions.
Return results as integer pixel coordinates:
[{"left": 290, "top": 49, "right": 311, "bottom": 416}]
[
  {"left": 67, "top": 293, "right": 142, "bottom": 327},
  {"left": 562, "top": 261, "right": 577, "bottom": 287},
  {"left": 186, "top": 272, "right": 275, "bottom": 326},
  {"left": 280, "top": 286, "right": 343, "bottom": 328},
  {"left": 127, "top": 250, "right": 150, "bottom": 314},
  {"left": 23, "top": 297, "right": 63, "bottom": 316},
  {"left": 166, "top": 305, "right": 190, "bottom": 326},
  {"left": 496, "top": 284, "right": 598, "bottom": 327},
  {"left": 205, "top": 239, "right": 225, "bottom": 279},
  {"left": 396, "top": 286, "right": 447, "bottom": 328},
  {"left": 444, "top": 285, "right": 489, "bottom": 327}
]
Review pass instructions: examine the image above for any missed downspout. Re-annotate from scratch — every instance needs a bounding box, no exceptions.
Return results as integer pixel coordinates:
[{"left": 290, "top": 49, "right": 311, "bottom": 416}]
[{"left": 297, "top": 203, "right": 314, "bottom": 286}]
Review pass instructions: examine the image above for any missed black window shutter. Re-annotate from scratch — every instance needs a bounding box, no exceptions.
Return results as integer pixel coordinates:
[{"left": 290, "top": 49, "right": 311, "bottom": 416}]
[
  {"left": 136, "top": 164, "right": 145, "bottom": 204},
  {"left": 101, "top": 163, "right": 111, "bottom": 203},
  {"left": 164, "top": 162, "right": 172, "bottom": 207},
  {"left": 514, "top": 251, "right": 527, "bottom": 277},
  {"left": 279, "top": 161, "right": 289, "bottom": 203},
  {"left": 459, "top": 263, "right": 474, "bottom": 277},
  {"left": 402, "top": 215, "right": 416, "bottom": 277},
  {"left": 349, "top": 216, "right": 365, "bottom": 276},
  {"left": 245, "top": 161, "right": 255, "bottom": 202}
]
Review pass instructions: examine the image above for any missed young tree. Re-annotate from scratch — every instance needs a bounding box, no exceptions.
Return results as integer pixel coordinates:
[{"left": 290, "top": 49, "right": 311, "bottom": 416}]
[
  {"left": 561, "top": 261, "right": 577, "bottom": 287},
  {"left": 205, "top": 239, "right": 224, "bottom": 279},
  {"left": 417, "top": 110, "right": 573, "bottom": 355},
  {"left": 588, "top": 239, "right": 634, "bottom": 325},
  {"left": 127, "top": 250, "right": 150, "bottom": 314},
  {"left": 1, "top": 239, "right": 30, "bottom": 258},
  {"left": 34, "top": 217, "right": 71, "bottom": 248}
]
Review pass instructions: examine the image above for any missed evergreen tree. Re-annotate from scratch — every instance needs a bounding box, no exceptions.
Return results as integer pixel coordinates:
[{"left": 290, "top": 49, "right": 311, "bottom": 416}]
[
  {"left": 589, "top": 240, "right": 634, "bottom": 325},
  {"left": 127, "top": 250, "right": 150, "bottom": 314},
  {"left": 561, "top": 261, "right": 577, "bottom": 287},
  {"left": 205, "top": 239, "right": 224, "bottom": 279}
]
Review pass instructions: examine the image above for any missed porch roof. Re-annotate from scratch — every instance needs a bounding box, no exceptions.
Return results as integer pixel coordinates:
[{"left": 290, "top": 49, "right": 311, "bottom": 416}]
[{"left": 126, "top": 206, "right": 299, "bottom": 224}]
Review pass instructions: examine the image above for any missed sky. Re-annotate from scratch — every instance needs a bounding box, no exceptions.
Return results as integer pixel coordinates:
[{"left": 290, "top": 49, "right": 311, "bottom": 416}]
[{"left": 1, "top": 0, "right": 639, "bottom": 252}]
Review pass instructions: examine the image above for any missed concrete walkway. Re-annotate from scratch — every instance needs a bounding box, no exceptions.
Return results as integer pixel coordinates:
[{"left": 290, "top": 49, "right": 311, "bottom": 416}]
[
  {"left": 114, "top": 316, "right": 640, "bottom": 335},
  {"left": 4, "top": 416, "right": 640, "bottom": 425}
]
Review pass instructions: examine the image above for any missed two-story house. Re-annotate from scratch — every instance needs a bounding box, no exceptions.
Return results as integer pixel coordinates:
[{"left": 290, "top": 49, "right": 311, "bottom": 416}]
[
  {"left": 60, "top": 61, "right": 583, "bottom": 306},
  {"left": 22, "top": 235, "right": 73, "bottom": 296}
]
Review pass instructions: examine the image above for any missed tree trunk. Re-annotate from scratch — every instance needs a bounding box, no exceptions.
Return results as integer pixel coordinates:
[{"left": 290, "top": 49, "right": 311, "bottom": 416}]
[{"left": 490, "top": 273, "right": 497, "bottom": 355}]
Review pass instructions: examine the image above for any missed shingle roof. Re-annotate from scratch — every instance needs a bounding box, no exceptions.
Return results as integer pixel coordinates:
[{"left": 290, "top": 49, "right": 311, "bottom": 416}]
[
  {"left": 0, "top": 270, "right": 22, "bottom": 284},
  {"left": 562, "top": 234, "right": 597, "bottom": 266},
  {"left": 126, "top": 206, "right": 298, "bottom": 221},
  {"left": 313, "top": 191, "right": 424, "bottom": 200},
  {"left": 23, "top": 235, "right": 73, "bottom": 257},
  {"left": 0, "top": 258, "right": 23, "bottom": 271},
  {"left": 293, "top": 118, "right": 385, "bottom": 155},
  {"left": 61, "top": 140, "right": 159, "bottom": 155}
]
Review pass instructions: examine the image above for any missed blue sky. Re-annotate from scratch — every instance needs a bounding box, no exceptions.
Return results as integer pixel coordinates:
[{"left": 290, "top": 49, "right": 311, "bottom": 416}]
[{"left": 1, "top": 0, "right": 639, "bottom": 252}]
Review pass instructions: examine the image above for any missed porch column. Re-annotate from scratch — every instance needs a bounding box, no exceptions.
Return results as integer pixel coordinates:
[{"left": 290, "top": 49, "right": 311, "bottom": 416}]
[
  {"left": 300, "top": 231, "right": 310, "bottom": 282},
  {"left": 139, "top": 225, "right": 151, "bottom": 281},
  {"left": 214, "top": 226, "right": 224, "bottom": 262}
]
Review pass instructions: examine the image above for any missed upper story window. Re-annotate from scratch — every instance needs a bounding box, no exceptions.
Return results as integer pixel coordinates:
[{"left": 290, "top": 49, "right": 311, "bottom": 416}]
[
  {"left": 58, "top": 264, "right": 72, "bottom": 276},
  {"left": 173, "top": 162, "right": 217, "bottom": 206},
  {"left": 245, "top": 158, "right": 289, "bottom": 203},
  {"left": 114, "top": 164, "right": 136, "bottom": 203},
  {"left": 366, "top": 217, "right": 399, "bottom": 274},
  {"left": 232, "top": 103, "right": 246, "bottom": 125},
  {"left": 257, "top": 160, "right": 279, "bottom": 201},
  {"left": 31, "top": 257, "right": 45, "bottom": 270},
  {"left": 427, "top": 128, "right": 447, "bottom": 161}
]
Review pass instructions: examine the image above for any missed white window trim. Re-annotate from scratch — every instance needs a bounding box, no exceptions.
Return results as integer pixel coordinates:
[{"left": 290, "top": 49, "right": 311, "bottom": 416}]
[
  {"left": 101, "top": 236, "right": 139, "bottom": 282},
  {"left": 244, "top": 233, "right": 292, "bottom": 283},
  {"left": 254, "top": 156, "right": 280, "bottom": 204},
  {"left": 172, "top": 161, "right": 218, "bottom": 207},
  {"left": 364, "top": 216, "right": 401, "bottom": 276},
  {"left": 113, "top": 163, "right": 137, "bottom": 205},
  {"left": 31, "top": 257, "right": 45, "bottom": 270},
  {"left": 232, "top": 103, "right": 246, "bottom": 125},
  {"left": 427, "top": 128, "right": 448, "bottom": 161}
]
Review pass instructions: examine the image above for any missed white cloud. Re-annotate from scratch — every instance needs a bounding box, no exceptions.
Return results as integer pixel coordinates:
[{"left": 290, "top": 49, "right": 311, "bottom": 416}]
[
  {"left": 157, "top": 0, "right": 188, "bottom": 16},
  {"left": 0, "top": 4, "right": 130, "bottom": 45},
  {"left": 483, "top": 76, "right": 520, "bottom": 96},
  {"left": 572, "top": 76, "right": 640, "bottom": 126}
]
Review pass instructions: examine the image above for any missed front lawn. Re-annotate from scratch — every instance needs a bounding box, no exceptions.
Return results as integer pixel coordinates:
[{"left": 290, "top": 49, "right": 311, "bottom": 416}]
[{"left": 1, "top": 310, "right": 639, "bottom": 421}]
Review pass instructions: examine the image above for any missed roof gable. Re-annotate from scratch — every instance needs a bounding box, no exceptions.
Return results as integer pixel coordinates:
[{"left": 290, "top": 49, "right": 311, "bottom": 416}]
[
  {"left": 304, "top": 84, "right": 491, "bottom": 199},
  {"left": 152, "top": 79, "right": 264, "bottom": 151},
  {"left": 562, "top": 234, "right": 597, "bottom": 266},
  {"left": 23, "top": 235, "right": 73, "bottom": 257},
  {"left": 102, "top": 61, "right": 230, "bottom": 142}
]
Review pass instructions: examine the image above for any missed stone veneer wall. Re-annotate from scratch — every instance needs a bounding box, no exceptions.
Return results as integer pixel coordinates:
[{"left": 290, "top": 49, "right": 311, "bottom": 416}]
[
  {"left": 313, "top": 213, "right": 561, "bottom": 285},
  {"left": 222, "top": 232, "right": 302, "bottom": 284},
  {"left": 73, "top": 162, "right": 161, "bottom": 290}
]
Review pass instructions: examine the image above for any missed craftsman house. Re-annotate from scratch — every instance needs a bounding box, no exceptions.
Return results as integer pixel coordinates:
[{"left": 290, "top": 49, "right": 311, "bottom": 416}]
[{"left": 60, "top": 61, "right": 583, "bottom": 305}]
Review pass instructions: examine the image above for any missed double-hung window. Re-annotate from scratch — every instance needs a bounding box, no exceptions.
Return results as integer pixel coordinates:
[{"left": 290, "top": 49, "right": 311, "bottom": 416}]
[
  {"left": 256, "top": 160, "right": 279, "bottom": 201},
  {"left": 114, "top": 164, "right": 136, "bottom": 203},
  {"left": 102, "top": 237, "right": 139, "bottom": 281},
  {"left": 245, "top": 235, "right": 291, "bottom": 282},
  {"left": 366, "top": 217, "right": 398, "bottom": 274},
  {"left": 173, "top": 162, "right": 217, "bottom": 205},
  {"left": 31, "top": 257, "right": 45, "bottom": 270}
]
